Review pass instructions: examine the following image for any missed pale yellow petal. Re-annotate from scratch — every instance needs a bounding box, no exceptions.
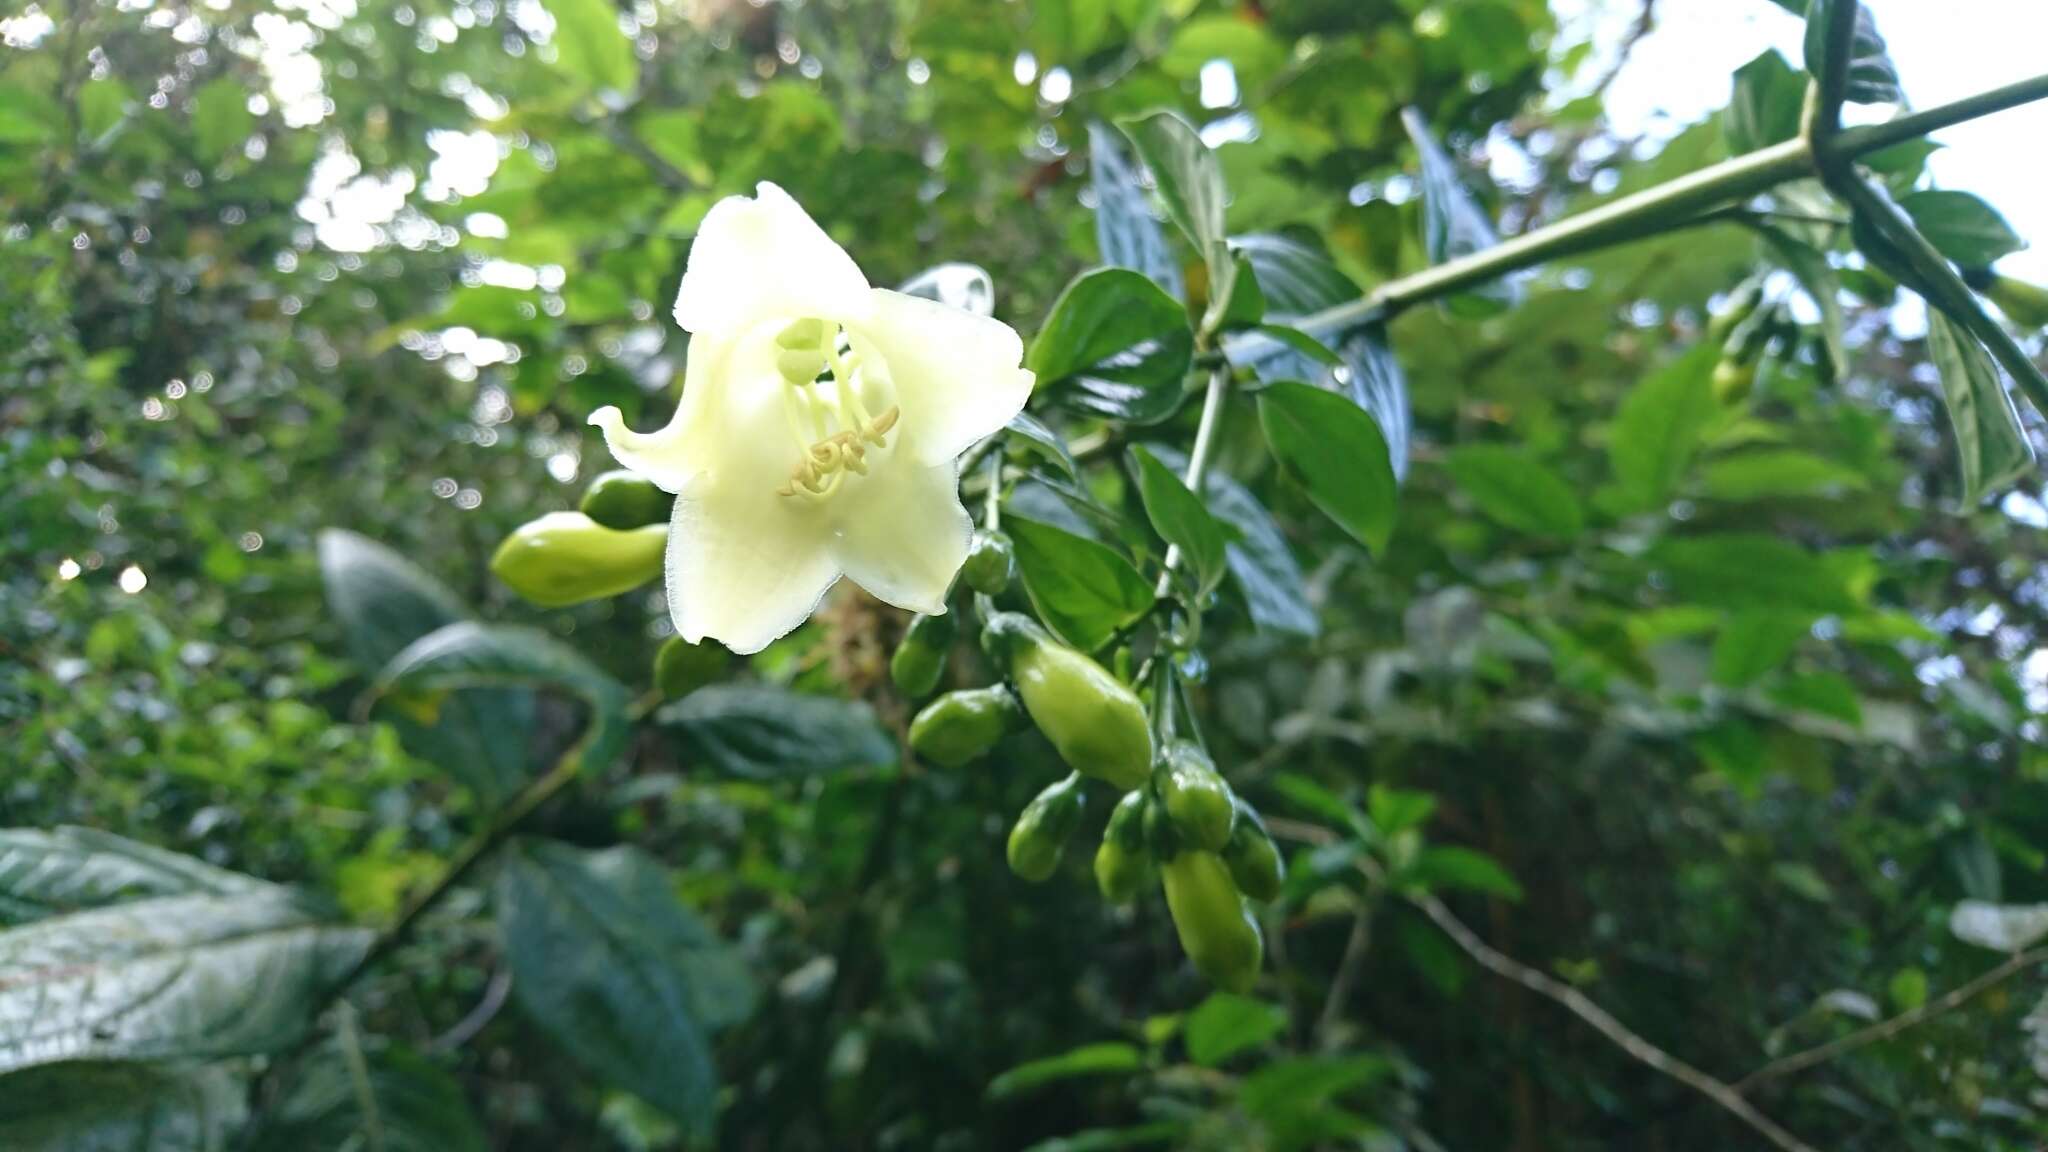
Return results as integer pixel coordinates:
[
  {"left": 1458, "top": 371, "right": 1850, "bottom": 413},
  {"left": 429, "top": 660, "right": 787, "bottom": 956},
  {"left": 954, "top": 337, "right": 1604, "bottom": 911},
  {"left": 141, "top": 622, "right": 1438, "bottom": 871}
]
[
  {"left": 827, "top": 455, "right": 971, "bottom": 615},
  {"left": 849, "top": 288, "right": 1035, "bottom": 465},
  {"left": 673, "top": 182, "right": 871, "bottom": 337}
]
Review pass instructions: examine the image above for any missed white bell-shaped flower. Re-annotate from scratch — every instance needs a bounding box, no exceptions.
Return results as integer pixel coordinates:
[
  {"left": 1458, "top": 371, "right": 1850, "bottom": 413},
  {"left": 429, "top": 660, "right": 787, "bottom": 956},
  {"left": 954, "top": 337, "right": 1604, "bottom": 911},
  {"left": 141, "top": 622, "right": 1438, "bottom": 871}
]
[{"left": 589, "top": 183, "right": 1034, "bottom": 653}]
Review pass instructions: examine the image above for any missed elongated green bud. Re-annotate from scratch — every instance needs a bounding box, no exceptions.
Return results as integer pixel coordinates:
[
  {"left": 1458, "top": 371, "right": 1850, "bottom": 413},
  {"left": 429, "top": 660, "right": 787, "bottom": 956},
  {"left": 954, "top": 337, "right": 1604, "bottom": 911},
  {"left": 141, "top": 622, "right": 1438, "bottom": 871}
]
[
  {"left": 962, "top": 529, "right": 1015, "bottom": 595},
  {"left": 1094, "top": 790, "right": 1153, "bottom": 903},
  {"left": 579, "top": 470, "right": 674, "bottom": 530},
  {"left": 654, "top": 636, "right": 727, "bottom": 700},
  {"left": 1008, "top": 772, "right": 1087, "bottom": 882},
  {"left": 491, "top": 512, "right": 665, "bottom": 608},
  {"left": 1157, "top": 740, "right": 1235, "bottom": 852},
  {"left": 1162, "top": 851, "right": 1263, "bottom": 992},
  {"left": 1221, "top": 799, "right": 1284, "bottom": 902},
  {"left": 982, "top": 612, "right": 1151, "bottom": 791},
  {"left": 909, "top": 686, "right": 1022, "bottom": 767},
  {"left": 890, "top": 611, "right": 955, "bottom": 699}
]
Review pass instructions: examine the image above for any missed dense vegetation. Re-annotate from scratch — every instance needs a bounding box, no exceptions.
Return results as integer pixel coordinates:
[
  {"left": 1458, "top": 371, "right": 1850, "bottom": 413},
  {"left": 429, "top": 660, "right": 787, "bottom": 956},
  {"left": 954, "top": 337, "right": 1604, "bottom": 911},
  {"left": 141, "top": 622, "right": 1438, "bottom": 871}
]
[{"left": 8, "top": 0, "right": 2048, "bottom": 1149}]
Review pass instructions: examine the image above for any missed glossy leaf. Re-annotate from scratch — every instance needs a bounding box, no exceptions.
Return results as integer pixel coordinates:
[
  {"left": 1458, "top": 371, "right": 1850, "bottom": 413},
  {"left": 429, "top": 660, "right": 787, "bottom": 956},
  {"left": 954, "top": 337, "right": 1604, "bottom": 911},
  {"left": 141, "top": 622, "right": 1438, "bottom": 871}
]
[
  {"left": 1128, "top": 445, "right": 1227, "bottom": 594},
  {"left": 0, "top": 889, "right": 369, "bottom": 1073},
  {"left": 1151, "top": 445, "right": 1318, "bottom": 638},
  {"left": 0, "top": 826, "right": 262, "bottom": 926},
  {"left": 1402, "top": 107, "right": 1520, "bottom": 315},
  {"left": 1756, "top": 225, "right": 1848, "bottom": 377},
  {"left": 1116, "top": 111, "right": 1228, "bottom": 276},
  {"left": 1005, "top": 515, "right": 1156, "bottom": 652},
  {"left": 1005, "top": 411, "right": 1081, "bottom": 481},
  {"left": 497, "top": 840, "right": 753, "bottom": 1134},
  {"left": 1258, "top": 381, "right": 1398, "bottom": 556},
  {"left": 657, "top": 684, "right": 895, "bottom": 778},
  {"left": 1802, "top": 0, "right": 1904, "bottom": 106},
  {"left": 1028, "top": 267, "right": 1193, "bottom": 425},
  {"left": 1087, "top": 122, "right": 1184, "bottom": 298},
  {"left": 1443, "top": 445, "right": 1584, "bottom": 539},
  {"left": 1926, "top": 312, "right": 2033, "bottom": 503},
  {"left": 1899, "top": 190, "right": 2026, "bottom": 268}
]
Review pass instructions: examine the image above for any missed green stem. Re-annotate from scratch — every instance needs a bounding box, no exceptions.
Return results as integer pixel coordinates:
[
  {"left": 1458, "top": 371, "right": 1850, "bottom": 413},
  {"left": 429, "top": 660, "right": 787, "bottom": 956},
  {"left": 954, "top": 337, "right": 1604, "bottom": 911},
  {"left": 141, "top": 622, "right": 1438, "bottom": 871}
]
[
  {"left": 1155, "top": 364, "right": 1232, "bottom": 599},
  {"left": 1253, "top": 69, "right": 2048, "bottom": 341}
]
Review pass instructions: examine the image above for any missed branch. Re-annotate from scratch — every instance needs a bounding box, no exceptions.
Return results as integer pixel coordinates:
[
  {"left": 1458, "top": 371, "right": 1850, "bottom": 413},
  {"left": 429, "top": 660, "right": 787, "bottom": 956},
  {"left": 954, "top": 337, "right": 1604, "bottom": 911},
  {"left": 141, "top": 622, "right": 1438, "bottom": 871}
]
[
  {"left": 1243, "top": 68, "right": 2048, "bottom": 345},
  {"left": 1262, "top": 817, "right": 1818, "bottom": 1152},
  {"left": 1155, "top": 364, "right": 1232, "bottom": 599},
  {"left": 1734, "top": 945, "right": 2048, "bottom": 1093}
]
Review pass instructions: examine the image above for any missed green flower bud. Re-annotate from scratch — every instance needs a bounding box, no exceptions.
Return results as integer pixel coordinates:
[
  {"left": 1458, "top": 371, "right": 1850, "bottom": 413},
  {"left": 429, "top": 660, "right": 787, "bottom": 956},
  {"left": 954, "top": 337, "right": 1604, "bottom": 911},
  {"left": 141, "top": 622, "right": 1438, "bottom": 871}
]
[
  {"left": 1221, "top": 799, "right": 1284, "bottom": 902},
  {"left": 961, "top": 529, "right": 1015, "bottom": 595},
  {"left": 1711, "top": 357, "right": 1757, "bottom": 406},
  {"left": 1162, "top": 850, "right": 1263, "bottom": 992},
  {"left": 1007, "top": 772, "right": 1087, "bottom": 883},
  {"left": 890, "top": 611, "right": 955, "bottom": 699},
  {"left": 654, "top": 636, "right": 727, "bottom": 700},
  {"left": 1094, "top": 790, "right": 1153, "bottom": 903},
  {"left": 909, "top": 686, "right": 1022, "bottom": 768},
  {"left": 982, "top": 612, "right": 1151, "bottom": 792},
  {"left": 1157, "top": 740, "right": 1235, "bottom": 852},
  {"left": 579, "top": 470, "right": 675, "bottom": 530},
  {"left": 491, "top": 512, "right": 665, "bottom": 608}
]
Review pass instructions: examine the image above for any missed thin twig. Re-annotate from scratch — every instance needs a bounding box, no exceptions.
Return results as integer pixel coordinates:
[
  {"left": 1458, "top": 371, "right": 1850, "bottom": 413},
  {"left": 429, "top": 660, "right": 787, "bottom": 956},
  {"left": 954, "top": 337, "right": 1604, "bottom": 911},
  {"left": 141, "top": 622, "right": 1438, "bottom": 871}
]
[
  {"left": 1734, "top": 946, "right": 2048, "bottom": 1093},
  {"left": 1262, "top": 817, "right": 1817, "bottom": 1152}
]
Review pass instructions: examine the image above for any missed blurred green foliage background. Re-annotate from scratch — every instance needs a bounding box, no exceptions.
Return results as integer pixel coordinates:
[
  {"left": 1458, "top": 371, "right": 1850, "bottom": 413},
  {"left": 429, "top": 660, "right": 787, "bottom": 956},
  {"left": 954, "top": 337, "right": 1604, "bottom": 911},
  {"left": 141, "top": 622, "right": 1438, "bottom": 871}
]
[{"left": 7, "top": 0, "right": 2048, "bottom": 1149}]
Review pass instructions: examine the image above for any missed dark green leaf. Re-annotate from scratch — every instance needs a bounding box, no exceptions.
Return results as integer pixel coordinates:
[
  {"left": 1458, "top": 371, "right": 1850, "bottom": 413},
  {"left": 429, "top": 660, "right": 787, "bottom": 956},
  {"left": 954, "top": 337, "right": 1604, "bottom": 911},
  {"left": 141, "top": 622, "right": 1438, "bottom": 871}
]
[
  {"left": 1726, "top": 50, "right": 1805, "bottom": 154},
  {"left": 1803, "top": 0, "right": 1903, "bottom": 106},
  {"left": 318, "top": 530, "right": 534, "bottom": 801},
  {"left": 1151, "top": 446, "right": 1318, "bottom": 637},
  {"left": 1232, "top": 233, "right": 1358, "bottom": 316},
  {"left": 1699, "top": 448, "right": 1867, "bottom": 501},
  {"left": 1608, "top": 343, "right": 1719, "bottom": 509},
  {"left": 1005, "top": 412, "right": 1080, "bottom": 480},
  {"left": 1258, "top": 381, "right": 1398, "bottom": 556},
  {"left": 1005, "top": 516, "right": 1156, "bottom": 652},
  {"left": 1116, "top": 111, "right": 1228, "bottom": 275},
  {"left": 1088, "top": 122, "right": 1185, "bottom": 298},
  {"left": 497, "top": 840, "right": 753, "bottom": 1134},
  {"left": 372, "top": 621, "right": 630, "bottom": 773},
  {"left": 1128, "top": 445, "right": 1227, "bottom": 594},
  {"left": 0, "top": 889, "right": 369, "bottom": 1073},
  {"left": 1238, "top": 1055, "right": 1395, "bottom": 1120},
  {"left": 0, "top": 1062, "right": 247, "bottom": 1152},
  {"left": 1405, "top": 846, "right": 1523, "bottom": 901},
  {"left": 1184, "top": 993, "right": 1286, "bottom": 1066},
  {"left": 1926, "top": 312, "right": 2034, "bottom": 503},
  {"left": 1443, "top": 445, "right": 1584, "bottom": 538},
  {"left": 1899, "top": 190, "right": 2026, "bottom": 268},
  {"left": 1710, "top": 612, "right": 1810, "bottom": 687},
  {"left": 1028, "top": 267, "right": 1194, "bottom": 426},
  {"left": 987, "top": 1042, "right": 1142, "bottom": 1099},
  {"left": 249, "top": 1040, "right": 486, "bottom": 1152},
  {"left": 657, "top": 684, "right": 895, "bottom": 778},
  {"left": 1650, "top": 535, "right": 1862, "bottom": 614},
  {"left": 1402, "top": 107, "right": 1520, "bottom": 315},
  {"left": 0, "top": 827, "right": 262, "bottom": 926}
]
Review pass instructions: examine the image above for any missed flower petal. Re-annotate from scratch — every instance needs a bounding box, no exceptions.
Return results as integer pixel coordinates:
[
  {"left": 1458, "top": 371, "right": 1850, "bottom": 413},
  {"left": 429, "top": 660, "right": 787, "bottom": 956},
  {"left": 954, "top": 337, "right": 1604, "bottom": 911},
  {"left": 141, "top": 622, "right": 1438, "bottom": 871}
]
[
  {"left": 666, "top": 476, "right": 841, "bottom": 655},
  {"left": 829, "top": 455, "right": 972, "bottom": 615},
  {"left": 673, "top": 182, "right": 871, "bottom": 337},
  {"left": 851, "top": 288, "right": 1035, "bottom": 465}
]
